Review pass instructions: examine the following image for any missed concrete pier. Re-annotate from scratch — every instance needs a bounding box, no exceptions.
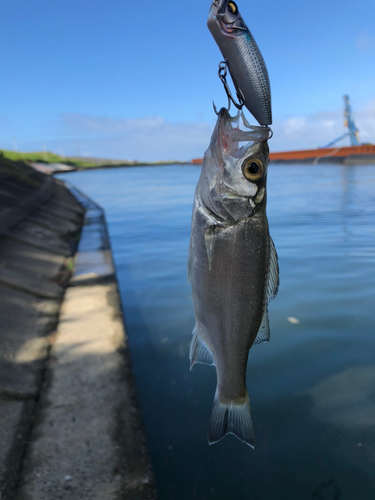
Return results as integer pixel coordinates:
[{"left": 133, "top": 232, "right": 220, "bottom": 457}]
[{"left": 0, "top": 158, "right": 157, "bottom": 499}]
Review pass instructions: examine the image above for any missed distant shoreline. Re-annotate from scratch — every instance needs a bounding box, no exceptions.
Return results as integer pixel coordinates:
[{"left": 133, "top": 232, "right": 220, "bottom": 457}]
[
  {"left": 0, "top": 150, "right": 193, "bottom": 171},
  {"left": 56, "top": 161, "right": 194, "bottom": 173}
]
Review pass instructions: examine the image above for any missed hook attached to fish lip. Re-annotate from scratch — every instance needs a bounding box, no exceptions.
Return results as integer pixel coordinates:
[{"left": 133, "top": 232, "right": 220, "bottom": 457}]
[{"left": 213, "top": 60, "right": 244, "bottom": 115}]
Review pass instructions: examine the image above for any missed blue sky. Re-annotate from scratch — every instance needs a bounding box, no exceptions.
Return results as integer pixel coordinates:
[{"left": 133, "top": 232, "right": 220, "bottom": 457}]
[{"left": 1, "top": 0, "right": 375, "bottom": 160}]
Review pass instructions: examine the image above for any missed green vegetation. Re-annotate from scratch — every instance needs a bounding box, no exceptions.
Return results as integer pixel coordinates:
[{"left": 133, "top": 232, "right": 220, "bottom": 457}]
[
  {"left": 0, "top": 149, "right": 189, "bottom": 170},
  {"left": 1, "top": 150, "right": 64, "bottom": 163}
]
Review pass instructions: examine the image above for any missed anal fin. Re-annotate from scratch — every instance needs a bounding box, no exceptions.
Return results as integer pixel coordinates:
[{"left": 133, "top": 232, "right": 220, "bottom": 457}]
[{"left": 189, "top": 326, "right": 214, "bottom": 369}]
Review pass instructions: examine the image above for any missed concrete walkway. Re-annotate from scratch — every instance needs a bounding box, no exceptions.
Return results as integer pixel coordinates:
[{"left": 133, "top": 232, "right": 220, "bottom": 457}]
[
  {"left": 0, "top": 160, "right": 157, "bottom": 499},
  {"left": 15, "top": 188, "right": 157, "bottom": 499},
  {"left": 0, "top": 176, "right": 85, "bottom": 498}
]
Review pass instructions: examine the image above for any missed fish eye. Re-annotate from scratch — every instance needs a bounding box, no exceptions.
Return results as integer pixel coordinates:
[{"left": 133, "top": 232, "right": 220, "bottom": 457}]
[
  {"left": 227, "top": 1, "right": 238, "bottom": 14},
  {"left": 242, "top": 158, "right": 264, "bottom": 182}
]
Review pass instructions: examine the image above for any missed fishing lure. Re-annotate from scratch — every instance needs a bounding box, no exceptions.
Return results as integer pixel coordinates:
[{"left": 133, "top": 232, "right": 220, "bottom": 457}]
[{"left": 207, "top": 0, "right": 272, "bottom": 126}]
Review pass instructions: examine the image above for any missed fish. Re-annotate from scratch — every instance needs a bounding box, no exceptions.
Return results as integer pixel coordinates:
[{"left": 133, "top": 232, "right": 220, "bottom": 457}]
[
  {"left": 188, "top": 108, "right": 279, "bottom": 447},
  {"left": 207, "top": 0, "right": 272, "bottom": 126}
]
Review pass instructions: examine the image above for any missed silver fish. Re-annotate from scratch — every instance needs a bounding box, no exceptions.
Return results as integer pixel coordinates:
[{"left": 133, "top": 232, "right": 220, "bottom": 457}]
[
  {"left": 188, "top": 108, "right": 279, "bottom": 447},
  {"left": 207, "top": 0, "right": 272, "bottom": 126}
]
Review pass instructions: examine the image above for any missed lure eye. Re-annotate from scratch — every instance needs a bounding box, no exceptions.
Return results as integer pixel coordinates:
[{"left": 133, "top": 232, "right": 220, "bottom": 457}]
[
  {"left": 242, "top": 158, "right": 264, "bottom": 182},
  {"left": 227, "top": 1, "right": 238, "bottom": 14}
]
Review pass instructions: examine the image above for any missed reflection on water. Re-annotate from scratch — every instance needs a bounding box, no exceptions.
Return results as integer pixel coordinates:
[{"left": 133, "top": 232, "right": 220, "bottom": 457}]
[
  {"left": 59, "top": 164, "right": 375, "bottom": 500},
  {"left": 308, "top": 366, "right": 375, "bottom": 428}
]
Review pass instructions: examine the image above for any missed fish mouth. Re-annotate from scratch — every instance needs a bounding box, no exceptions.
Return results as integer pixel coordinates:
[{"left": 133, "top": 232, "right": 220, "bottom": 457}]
[
  {"left": 217, "top": 107, "right": 231, "bottom": 124},
  {"left": 217, "top": 107, "right": 270, "bottom": 136},
  {"left": 216, "top": 107, "right": 271, "bottom": 160},
  {"left": 217, "top": 107, "right": 239, "bottom": 137}
]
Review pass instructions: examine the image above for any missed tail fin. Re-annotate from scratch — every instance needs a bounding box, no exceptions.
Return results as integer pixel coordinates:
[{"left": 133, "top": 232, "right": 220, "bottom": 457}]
[{"left": 208, "top": 391, "right": 255, "bottom": 448}]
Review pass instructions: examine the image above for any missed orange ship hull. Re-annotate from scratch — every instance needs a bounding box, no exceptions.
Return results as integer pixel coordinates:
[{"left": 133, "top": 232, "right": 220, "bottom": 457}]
[
  {"left": 269, "top": 144, "right": 375, "bottom": 162},
  {"left": 192, "top": 145, "right": 375, "bottom": 165}
]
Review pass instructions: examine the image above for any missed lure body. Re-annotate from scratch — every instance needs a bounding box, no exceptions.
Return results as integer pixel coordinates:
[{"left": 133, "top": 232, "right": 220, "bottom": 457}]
[{"left": 207, "top": 0, "right": 272, "bottom": 125}]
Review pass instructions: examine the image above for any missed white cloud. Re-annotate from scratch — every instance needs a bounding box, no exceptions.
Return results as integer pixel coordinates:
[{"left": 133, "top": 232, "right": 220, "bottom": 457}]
[
  {"left": 270, "top": 100, "right": 375, "bottom": 152},
  {"left": 55, "top": 113, "right": 213, "bottom": 162},
  {"left": 40, "top": 100, "right": 375, "bottom": 161}
]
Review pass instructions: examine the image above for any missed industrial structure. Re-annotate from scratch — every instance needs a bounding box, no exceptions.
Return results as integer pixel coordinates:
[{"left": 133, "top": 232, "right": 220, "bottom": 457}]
[
  {"left": 320, "top": 95, "right": 360, "bottom": 148},
  {"left": 269, "top": 95, "right": 375, "bottom": 164},
  {"left": 191, "top": 95, "right": 375, "bottom": 165}
]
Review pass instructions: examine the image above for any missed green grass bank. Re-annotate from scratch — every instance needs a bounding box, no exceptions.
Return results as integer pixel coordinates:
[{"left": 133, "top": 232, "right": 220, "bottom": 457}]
[{"left": 0, "top": 150, "right": 189, "bottom": 170}]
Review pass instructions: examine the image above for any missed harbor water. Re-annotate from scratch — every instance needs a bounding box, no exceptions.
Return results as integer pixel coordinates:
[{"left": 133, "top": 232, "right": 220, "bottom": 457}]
[{"left": 58, "top": 164, "right": 375, "bottom": 500}]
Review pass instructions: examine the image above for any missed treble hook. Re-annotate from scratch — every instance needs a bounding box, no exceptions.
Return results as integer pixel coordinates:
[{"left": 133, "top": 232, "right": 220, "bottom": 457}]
[
  {"left": 213, "top": 97, "right": 231, "bottom": 115},
  {"left": 213, "top": 60, "right": 244, "bottom": 115}
]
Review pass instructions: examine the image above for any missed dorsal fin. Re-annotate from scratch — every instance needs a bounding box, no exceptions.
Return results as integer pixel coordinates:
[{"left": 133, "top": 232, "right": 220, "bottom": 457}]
[
  {"left": 254, "top": 237, "right": 279, "bottom": 346},
  {"left": 267, "top": 237, "right": 279, "bottom": 302},
  {"left": 254, "top": 308, "right": 270, "bottom": 344}
]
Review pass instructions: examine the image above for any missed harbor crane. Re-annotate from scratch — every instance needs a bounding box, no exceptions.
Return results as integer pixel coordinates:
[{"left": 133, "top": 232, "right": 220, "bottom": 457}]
[{"left": 320, "top": 95, "right": 360, "bottom": 148}]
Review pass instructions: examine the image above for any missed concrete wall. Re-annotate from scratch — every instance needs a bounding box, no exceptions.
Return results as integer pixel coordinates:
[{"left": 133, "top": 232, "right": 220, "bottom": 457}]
[{"left": 0, "top": 159, "right": 157, "bottom": 499}]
